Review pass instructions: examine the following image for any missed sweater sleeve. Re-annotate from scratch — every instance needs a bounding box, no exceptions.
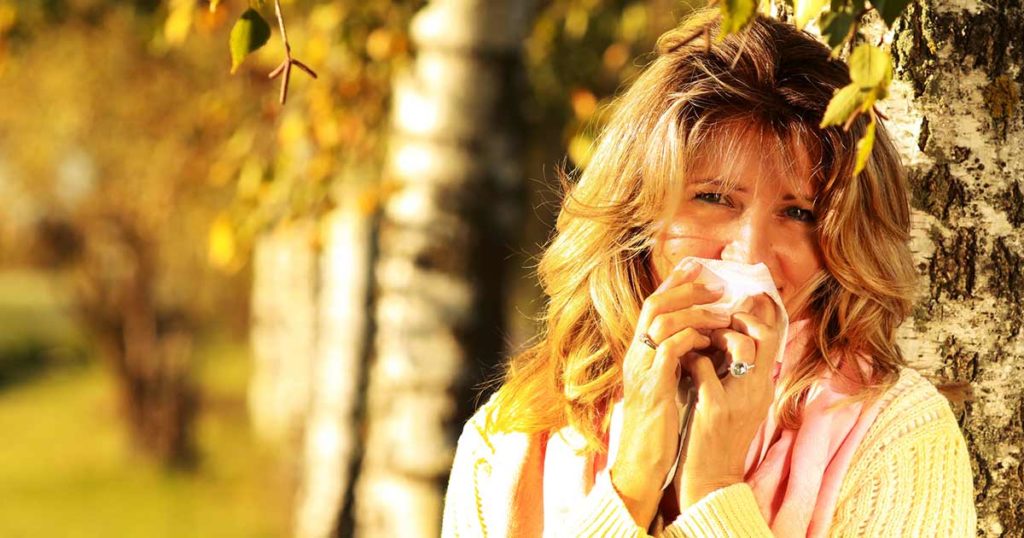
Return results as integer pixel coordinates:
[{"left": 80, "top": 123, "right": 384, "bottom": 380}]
[
  {"left": 545, "top": 472, "right": 652, "bottom": 537},
  {"left": 440, "top": 414, "right": 490, "bottom": 538},
  {"left": 440, "top": 400, "right": 651, "bottom": 538},
  {"left": 658, "top": 483, "right": 774, "bottom": 538},
  {"left": 827, "top": 410, "right": 977, "bottom": 537},
  {"left": 657, "top": 390, "right": 977, "bottom": 537}
]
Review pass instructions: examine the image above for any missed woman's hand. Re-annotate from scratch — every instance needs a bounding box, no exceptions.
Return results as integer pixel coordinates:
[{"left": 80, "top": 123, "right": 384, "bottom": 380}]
[
  {"left": 672, "top": 293, "right": 782, "bottom": 512},
  {"left": 610, "top": 260, "right": 732, "bottom": 528}
]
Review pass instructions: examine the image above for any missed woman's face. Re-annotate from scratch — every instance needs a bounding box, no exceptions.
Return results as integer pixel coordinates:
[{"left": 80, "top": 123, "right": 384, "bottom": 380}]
[{"left": 648, "top": 129, "right": 825, "bottom": 320}]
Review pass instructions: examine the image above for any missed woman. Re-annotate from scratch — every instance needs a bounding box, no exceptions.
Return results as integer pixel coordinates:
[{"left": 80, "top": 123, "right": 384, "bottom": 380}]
[{"left": 441, "top": 9, "right": 976, "bottom": 537}]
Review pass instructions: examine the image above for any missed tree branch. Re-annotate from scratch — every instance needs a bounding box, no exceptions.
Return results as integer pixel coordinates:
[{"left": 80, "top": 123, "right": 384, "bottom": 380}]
[{"left": 267, "top": 0, "right": 317, "bottom": 105}]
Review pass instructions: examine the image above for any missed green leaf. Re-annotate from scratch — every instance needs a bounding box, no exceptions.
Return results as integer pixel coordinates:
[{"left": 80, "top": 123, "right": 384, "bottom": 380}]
[
  {"left": 819, "top": 0, "right": 856, "bottom": 54},
  {"left": 868, "top": 0, "right": 912, "bottom": 27},
  {"left": 821, "top": 45, "right": 892, "bottom": 131},
  {"left": 848, "top": 44, "right": 893, "bottom": 91},
  {"left": 718, "top": 0, "right": 757, "bottom": 38},
  {"left": 820, "top": 83, "right": 871, "bottom": 128},
  {"left": 854, "top": 115, "right": 876, "bottom": 174},
  {"left": 794, "top": 0, "right": 829, "bottom": 30},
  {"left": 229, "top": 8, "right": 270, "bottom": 74}
]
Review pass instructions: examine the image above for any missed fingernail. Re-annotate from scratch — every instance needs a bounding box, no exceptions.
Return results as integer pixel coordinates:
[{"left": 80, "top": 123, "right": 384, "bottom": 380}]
[
  {"left": 706, "top": 282, "right": 724, "bottom": 292},
  {"left": 677, "top": 260, "right": 697, "bottom": 274}
]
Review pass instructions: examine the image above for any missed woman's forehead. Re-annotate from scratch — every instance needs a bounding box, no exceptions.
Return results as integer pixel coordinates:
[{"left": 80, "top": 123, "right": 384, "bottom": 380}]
[{"left": 682, "top": 120, "right": 819, "bottom": 198}]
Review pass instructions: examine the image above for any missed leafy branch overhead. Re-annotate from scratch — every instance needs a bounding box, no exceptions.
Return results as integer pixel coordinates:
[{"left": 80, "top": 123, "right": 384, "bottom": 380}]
[
  {"left": 229, "top": 9, "right": 269, "bottom": 75},
  {"left": 227, "top": 0, "right": 316, "bottom": 104},
  {"left": 717, "top": 0, "right": 910, "bottom": 176}
]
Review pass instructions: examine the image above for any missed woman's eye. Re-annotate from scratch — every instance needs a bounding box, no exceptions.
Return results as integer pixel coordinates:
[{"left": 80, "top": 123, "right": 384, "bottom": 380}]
[
  {"left": 695, "top": 192, "right": 726, "bottom": 204},
  {"left": 787, "top": 207, "right": 816, "bottom": 223}
]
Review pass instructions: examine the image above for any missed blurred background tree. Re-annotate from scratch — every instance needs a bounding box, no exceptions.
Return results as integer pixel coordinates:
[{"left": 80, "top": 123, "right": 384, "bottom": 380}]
[
  {"left": 0, "top": 0, "right": 259, "bottom": 467},
  {"left": 0, "top": 0, "right": 290, "bottom": 536}
]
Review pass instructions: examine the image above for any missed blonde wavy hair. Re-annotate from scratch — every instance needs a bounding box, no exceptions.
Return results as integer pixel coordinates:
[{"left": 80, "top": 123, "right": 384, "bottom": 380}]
[{"left": 485, "top": 9, "right": 917, "bottom": 457}]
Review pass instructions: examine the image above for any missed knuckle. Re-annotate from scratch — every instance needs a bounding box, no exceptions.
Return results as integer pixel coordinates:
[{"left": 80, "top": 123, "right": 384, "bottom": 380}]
[
  {"left": 650, "top": 347, "right": 666, "bottom": 369},
  {"left": 681, "top": 282, "right": 706, "bottom": 301},
  {"left": 645, "top": 293, "right": 666, "bottom": 314},
  {"left": 647, "top": 317, "right": 666, "bottom": 341},
  {"left": 667, "top": 328, "right": 695, "bottom": 351}
]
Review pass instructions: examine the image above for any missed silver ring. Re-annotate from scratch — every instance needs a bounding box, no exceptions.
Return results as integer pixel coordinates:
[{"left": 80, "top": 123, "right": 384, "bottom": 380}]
[
  {"left": 640, "top": 333, "right": 658, "bottom": 350},
  {"left": 729, "top": 362, "right": 755, "bottom": 377}
]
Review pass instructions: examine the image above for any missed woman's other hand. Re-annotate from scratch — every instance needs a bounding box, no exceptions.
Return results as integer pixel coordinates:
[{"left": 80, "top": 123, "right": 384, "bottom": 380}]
[
  {"left": 672, "top": 293, "right": 781, "bottom": 512},
  {"left": 610, "top": 260, "right": 731, "bottom": 528}
]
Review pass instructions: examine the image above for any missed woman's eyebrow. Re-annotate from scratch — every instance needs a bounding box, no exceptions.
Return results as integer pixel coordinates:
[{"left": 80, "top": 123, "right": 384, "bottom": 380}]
[
  {"left": 693, "top": 177, "right": 814, "bottom": 203},
  {"left": 692, "top": 177, "right": 746, "bottom": 192},
  {"left": 783, "top": 192, "right": 815, "bottom": 204}
]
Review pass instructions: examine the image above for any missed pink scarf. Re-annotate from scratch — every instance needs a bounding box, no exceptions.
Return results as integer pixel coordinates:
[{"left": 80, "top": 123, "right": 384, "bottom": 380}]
[
  {"left": 493, "top": 318, "right": 891, "bottom": 537},
  {"left": 741, "top": 317, "right": 888, "bottom": 537}
]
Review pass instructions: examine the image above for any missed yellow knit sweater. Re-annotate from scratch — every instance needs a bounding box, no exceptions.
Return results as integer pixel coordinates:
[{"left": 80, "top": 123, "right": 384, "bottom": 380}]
[{"left": 441, "top": 367, "right": 977, "bottom": 537}]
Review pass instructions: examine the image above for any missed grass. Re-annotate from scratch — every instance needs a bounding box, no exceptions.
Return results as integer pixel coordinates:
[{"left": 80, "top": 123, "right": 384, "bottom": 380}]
[{"left": 0, "top": 271, "right": 292, "bottom": 538}]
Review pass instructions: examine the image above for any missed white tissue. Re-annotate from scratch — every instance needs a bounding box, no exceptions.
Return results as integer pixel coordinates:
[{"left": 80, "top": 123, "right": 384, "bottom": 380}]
[
  {"left": 659, "top": 257, "right": 790, "bottom": 491},
  {"left": 684, "top": 257, "right": 790, "bottom": 364}
]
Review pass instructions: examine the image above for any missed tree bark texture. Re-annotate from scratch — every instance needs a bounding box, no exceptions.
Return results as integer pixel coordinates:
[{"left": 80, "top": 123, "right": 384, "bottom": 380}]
[
  {"left": 876, "top": 2, "right": 1024, "bottom": 536},
  {"left": 294, "top": 195, "right": 375, "bottom": 538},
  {"left": 353, "top": 1, "right": 532, "bottom": 536},
  {"left": 249, "top": 207, "right": 375, "bottom": 538},
  {"left": 249, "top": 220, "right": 319, "bottom": 445}
]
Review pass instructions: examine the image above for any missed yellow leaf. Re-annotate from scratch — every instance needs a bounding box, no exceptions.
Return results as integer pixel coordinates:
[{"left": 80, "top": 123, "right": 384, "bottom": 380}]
[
  {"left": 820, "top": 83, "right": 870, "bottom": 129},
  {"left": 718, "top": 0, "right": 757, "bottom": 38},
  {"left": 619, "top": 4, "right": 647, "bottom": 42},
  {"left": 565, "top": 7, "right": 589, "bottom": 39},
  {"left": 849, "top": 44, "right": 892, "bottom": 90},
  {"left": 568, "top": 133, "right": 594, "bottom": 168},
  {"left": 208, "top": 215, "right": 237, "bottom": 270},
  {"left": 164, "top": 0, "right": 196, "bottom": 46},
  {"left": 0, "top": 2, "right": 17, "bottom": 35},
  {"left": 794, "top": 0, "right": 829, "bottom": 30},
  {"left": 570, "top": 88, "right": 598, "bottom": 120},
  {"left": 854, "top": 115, "right": 877, "bottom": 175},
  {"left": 366, "top": 28, "right": 393, "bottom": 61}
]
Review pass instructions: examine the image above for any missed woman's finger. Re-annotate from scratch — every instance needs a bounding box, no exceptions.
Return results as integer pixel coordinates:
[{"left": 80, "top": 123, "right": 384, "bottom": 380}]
[
  {"left": 639, "top": 279, "right": 724, "bottom": 331},
  {"left": 750, "top": 293, "right": 777, "bottom": 328},
  {"left": 681, "top": 351, "right": 724, "bottom": 403},
  {"left": 730, "top": 311, "right": 780, "bottom": 373},
  {"left": 708, "top": 327, "right": 756, "bottom": 370},
  {"left": 654, "top": 259, "right": 703, "bottom": 293},
  {"left": 655, "top": 260, "right": 702, "bottom": 292},
  {"left": 652, "top": 328, "right": 710, "bottom": 386},
  {"left": 647, "top": 307, "right": 731, "bottom": 344}
]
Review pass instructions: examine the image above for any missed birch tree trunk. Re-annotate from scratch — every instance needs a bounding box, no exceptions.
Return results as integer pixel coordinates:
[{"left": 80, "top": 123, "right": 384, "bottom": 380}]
[
  {"left": 249, "top": 197, "right": 376, "bottom": 538},
  {"left": 249, "top": 220, "right": 318, "bottom": 445},
  {"left": 354, "top": 1, "right": 532, "bottom": 536},
  {"left": 294, "top": 188, "right": 375, "bottom": 538},
  {"left": 871, "top": 2, "right": 1024, "bottom": 535}
]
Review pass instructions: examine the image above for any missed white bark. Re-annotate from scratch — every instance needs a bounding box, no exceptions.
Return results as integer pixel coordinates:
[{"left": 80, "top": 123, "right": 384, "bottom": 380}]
[
  {"left": 249, "top": 199, "right": 375, "bottom": 538},
  {"left": 866, "top": 2, "right": 1023, "bottom": 535},
  {"left": 354, "top": 1, "right": 533, "bottom": 536},
  {"left": 249, "top": 220, "right": 319, "bottom": 444},
  {"left": 294, "top": 194, "right": 374, "bottom": 538}
]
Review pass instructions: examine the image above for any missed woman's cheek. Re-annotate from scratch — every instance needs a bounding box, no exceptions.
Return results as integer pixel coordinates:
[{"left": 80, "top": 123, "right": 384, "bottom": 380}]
[{"left": 653, "top": 235, "right": 720, "bottom": 277}]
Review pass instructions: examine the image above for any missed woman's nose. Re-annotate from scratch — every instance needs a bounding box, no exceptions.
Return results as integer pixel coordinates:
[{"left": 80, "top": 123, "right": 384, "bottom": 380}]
[{"left": 719, "top": 213, "right": 776, "bottom": 269}]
